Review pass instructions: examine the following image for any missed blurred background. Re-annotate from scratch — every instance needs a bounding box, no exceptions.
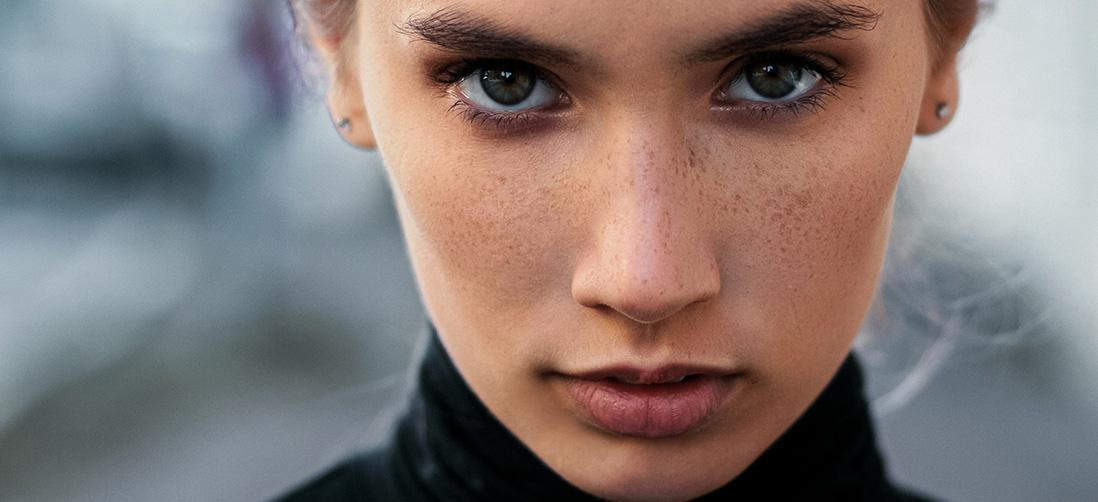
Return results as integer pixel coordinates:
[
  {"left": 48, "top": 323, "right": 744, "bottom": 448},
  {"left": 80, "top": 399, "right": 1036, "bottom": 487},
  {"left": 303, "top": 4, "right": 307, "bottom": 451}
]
[{"left": 0, "top": 1, "right": 1094, "bottom": 501}]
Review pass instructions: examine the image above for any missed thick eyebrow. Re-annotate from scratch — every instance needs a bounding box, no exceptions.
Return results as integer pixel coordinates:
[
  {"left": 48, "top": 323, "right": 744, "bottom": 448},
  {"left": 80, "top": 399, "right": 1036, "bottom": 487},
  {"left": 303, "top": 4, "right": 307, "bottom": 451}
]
[
  {"left": 398, "top": 2, "right": 880, "bottom": 70},
  {"left": 683, "top": 2, "right": 881, "bottom": 66},
  {"left": 398, "top": 8, "right": 582, "bottom": 68}
]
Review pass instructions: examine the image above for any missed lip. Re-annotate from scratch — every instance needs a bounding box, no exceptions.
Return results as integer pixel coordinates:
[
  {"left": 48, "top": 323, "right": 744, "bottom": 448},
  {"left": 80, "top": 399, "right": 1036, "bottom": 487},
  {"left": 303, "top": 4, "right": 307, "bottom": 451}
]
[{"left": 558, "top": 365, "right": 739, "bottom": 439}]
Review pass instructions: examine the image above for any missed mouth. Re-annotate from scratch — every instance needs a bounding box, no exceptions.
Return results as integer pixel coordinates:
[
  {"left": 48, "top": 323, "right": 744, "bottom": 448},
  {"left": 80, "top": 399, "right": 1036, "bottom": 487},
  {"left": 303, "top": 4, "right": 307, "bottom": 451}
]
[{"left": 557, "top": 366, "right": 740, "bottom": 439}]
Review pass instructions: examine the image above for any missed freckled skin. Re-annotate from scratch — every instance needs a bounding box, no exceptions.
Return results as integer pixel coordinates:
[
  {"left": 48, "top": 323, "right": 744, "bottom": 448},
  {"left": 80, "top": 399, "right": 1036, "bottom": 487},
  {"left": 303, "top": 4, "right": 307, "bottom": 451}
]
[{"left": 333, "top": 0, "right": 949, "bottom": 500}]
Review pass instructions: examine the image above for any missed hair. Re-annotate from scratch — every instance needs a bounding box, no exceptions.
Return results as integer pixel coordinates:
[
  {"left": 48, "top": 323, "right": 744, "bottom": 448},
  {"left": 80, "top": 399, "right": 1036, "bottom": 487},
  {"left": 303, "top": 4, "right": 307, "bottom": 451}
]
[
  {"left": 287, "top": 0, "right": 360, "bottom": 80},
  {"left": 287, "top": 0, "right": 981, "bottom": 70},
  {"left": 923, "top": 0, "right": 981, "bottom": 68}
]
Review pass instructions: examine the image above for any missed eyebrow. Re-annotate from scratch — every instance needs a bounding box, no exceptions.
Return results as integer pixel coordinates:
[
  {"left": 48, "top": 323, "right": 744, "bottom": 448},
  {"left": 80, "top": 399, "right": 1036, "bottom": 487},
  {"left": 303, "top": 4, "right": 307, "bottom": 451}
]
[
  {"left": 398, "top": 8, "right": 583, "bottom": 68},
  {"left": 683, "top": 2, "right": 881, "bottom": 65},
  {"left": 398, "top": 2, "right": 881, "bottom": 69}
]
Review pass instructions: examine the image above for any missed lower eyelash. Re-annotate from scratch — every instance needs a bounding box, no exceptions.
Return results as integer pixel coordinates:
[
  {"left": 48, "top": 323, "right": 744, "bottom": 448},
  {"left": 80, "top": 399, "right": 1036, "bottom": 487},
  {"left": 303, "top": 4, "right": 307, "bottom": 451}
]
[
  {"left": 450, "top": 88, "right": 840, "bottom": 130},
  {"left": 448, "top": 100, "right": 536, "bottom": 130},
  {"left": 736, "top": 87, "right": 840, "bottom": 120}
]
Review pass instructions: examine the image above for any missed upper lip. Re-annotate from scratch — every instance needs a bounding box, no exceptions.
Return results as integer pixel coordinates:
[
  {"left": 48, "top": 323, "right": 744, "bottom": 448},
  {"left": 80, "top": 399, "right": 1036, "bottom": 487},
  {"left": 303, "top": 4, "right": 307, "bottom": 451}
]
[{"left": 566, "top": 365, "right": 738, "bottom": 385}]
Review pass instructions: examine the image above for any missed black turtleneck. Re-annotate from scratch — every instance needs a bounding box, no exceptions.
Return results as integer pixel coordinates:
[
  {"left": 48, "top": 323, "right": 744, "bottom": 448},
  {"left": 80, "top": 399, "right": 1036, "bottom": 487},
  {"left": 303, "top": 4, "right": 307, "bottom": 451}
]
[{"left": 278, "top": 331, "right": 934, "bottom": 501}]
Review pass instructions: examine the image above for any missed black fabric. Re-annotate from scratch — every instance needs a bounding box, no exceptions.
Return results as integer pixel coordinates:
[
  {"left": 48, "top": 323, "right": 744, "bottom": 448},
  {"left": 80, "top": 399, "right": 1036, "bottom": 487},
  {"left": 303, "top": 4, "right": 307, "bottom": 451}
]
[{"left": 278, "top": 331, "right": 935, "bottom": 501}]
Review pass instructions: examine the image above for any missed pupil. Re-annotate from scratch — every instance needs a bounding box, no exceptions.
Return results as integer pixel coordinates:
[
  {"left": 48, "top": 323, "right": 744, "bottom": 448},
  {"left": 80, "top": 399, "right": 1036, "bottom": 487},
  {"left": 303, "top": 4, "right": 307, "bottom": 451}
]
[
  {"left": 481, "top": 64, "right": 536, "bottom": 105},
  {"left": 747, "top": 61, "right": 803, "bottom": 99}
]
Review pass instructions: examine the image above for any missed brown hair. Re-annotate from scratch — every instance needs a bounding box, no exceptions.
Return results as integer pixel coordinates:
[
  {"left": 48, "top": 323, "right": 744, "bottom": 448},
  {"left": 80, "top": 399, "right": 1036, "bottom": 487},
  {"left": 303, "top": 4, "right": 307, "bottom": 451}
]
[
  {"left": 290, "top": 0, "right": 357, "bottom": 43},
  {"left": 288, "top": 0, "right": 359, "bottom": 79},
  {"left": 288, "top": 0, "right": 980, "bottom": 71},
  {"left": 923, "top": 0, "right": 981, "bottom": 67}
]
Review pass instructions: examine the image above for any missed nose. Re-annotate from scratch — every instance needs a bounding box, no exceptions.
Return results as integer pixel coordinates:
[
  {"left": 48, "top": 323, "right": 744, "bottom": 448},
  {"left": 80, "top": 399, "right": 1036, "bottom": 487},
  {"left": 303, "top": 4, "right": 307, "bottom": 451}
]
[{"left": 570, "top": 118, "right": 721, "bottom": 324}]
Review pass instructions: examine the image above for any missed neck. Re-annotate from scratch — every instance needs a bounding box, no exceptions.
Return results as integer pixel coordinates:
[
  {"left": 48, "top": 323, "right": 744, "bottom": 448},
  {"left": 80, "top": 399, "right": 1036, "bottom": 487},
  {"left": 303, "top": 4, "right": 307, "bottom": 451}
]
[{"left": 390, "top": 329, "right": 898, "bottom": 500}]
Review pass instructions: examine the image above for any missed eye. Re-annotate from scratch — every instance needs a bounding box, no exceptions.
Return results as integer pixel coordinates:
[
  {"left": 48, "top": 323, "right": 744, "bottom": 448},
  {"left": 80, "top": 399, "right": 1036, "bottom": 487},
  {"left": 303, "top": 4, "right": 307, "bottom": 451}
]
[
  {"left": 457, "top": 60, "right": 560, "bottom": 112},
  {"left": 721, "top": 53, "right": 826, "bottom": 103}
]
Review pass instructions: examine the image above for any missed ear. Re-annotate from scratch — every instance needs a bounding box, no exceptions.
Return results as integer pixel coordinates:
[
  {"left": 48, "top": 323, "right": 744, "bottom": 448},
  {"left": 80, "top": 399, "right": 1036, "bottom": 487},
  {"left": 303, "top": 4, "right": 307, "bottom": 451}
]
[
  {"left": 915, "top": 54, "right": 960, "bottom": 136},
  {"left": 326, "top": 68, "right": 377, "bottom": 149},
  {"left": 916, "top": 7, "right": 980, "bottom": 136},
  {"left": 310, "top": 30, "right": 377, "bottom": 149}
]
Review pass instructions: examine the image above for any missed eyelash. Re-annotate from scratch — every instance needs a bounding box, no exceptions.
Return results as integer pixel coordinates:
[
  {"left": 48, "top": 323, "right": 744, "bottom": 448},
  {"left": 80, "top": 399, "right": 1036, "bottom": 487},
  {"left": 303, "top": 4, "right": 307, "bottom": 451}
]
[
  {"left": 718, "top": 51, "right": 848, "bottom": 119},
  {"left": 447, "top": 100, "right": 538, "bottom": 128},
  {"left": 431, "top": 58, "right": 556, "bottom": 130},
  {"left": 430, "top": 52, "right": 848, "bottom": 130}
]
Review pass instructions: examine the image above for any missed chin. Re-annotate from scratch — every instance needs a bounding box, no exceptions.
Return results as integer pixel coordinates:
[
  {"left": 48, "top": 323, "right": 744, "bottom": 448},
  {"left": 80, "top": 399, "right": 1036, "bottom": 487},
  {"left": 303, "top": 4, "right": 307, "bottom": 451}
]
[
  {"left": 575, "top": 471, "right": 731, "bottom": 502},
  {"left": 559, "top": 440, "right": 745, "bottom": 502}
]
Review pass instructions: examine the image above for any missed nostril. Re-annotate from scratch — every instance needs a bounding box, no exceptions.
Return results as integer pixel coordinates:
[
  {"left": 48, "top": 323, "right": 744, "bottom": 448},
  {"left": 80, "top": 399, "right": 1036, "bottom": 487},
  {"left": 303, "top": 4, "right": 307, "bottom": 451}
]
[
  {"left": 572, "top": 257, "right": 721, "bottom": 324},
  {"left": 612, "top": 299, "right": 693, "bottom": 325}
]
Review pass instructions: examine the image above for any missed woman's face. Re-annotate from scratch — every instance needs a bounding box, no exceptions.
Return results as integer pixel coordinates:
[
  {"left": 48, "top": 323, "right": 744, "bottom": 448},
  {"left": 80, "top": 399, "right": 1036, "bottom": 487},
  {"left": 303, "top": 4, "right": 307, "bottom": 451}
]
[{"left": 338, "top": 0, "right": 947, "bottom": 499}]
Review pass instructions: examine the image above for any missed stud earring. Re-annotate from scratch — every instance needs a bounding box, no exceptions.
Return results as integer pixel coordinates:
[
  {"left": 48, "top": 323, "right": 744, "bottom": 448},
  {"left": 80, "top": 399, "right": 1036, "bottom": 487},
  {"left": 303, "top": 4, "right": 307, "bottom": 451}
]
[
  {"left": 935, "top": 102, "right": 952, "bottom": 119},
  {"left": 337, "top": 118, "right": 352, "bottom": 132}
]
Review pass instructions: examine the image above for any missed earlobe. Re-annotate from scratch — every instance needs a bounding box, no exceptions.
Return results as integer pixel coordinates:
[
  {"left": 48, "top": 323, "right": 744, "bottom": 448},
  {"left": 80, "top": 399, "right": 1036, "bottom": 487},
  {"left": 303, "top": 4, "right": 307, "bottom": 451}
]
[
  {"left": 309, "top": 27, "right": 377, "bottom": 150},
  {"left": 915, "top": 58, "right": 960, "bottom": 136},
  {"left": 327, "top": 77, "right": 377, "bottom": 150}
]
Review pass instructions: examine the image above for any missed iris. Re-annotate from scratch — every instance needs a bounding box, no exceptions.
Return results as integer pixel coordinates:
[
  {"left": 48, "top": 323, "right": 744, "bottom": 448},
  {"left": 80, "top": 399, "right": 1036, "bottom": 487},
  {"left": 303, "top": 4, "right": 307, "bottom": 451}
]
[
  {"left": 480, "top": 62, "right": 537, "bottom": 105},
  {"left": 746, "top": 61, "right": 804, "bottom": 100}
]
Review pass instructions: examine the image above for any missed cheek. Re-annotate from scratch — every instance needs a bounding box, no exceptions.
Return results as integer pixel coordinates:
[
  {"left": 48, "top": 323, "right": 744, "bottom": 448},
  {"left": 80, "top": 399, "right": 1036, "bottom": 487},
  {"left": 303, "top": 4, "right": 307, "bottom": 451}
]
[
  {"left": 359, "top": 47, "right": 583, "bottom": 321},
  {"left": 752, "top": 148, "right": 898, "bottom": 281},
  {"left": 711, "top": 109, "right": 913, "bottom": 363},
  {"left": 385, "top": 132, "right": 581, "bottom": 313}
]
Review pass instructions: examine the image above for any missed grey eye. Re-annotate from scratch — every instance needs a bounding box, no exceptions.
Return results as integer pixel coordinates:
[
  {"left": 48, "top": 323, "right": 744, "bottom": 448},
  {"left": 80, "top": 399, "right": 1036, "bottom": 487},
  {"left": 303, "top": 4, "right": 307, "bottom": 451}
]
[
  {"left": 746, "top": 62, "right": 805, "bottom": 99},
  {"left": 458, "top": 61, "right": 559, "bottom": 111},
  {"left": 480, "top": 64, "right": 536, "bottom": 105},
  {"left": 723, "top": 56, "right": 822, "bottom": 103}
]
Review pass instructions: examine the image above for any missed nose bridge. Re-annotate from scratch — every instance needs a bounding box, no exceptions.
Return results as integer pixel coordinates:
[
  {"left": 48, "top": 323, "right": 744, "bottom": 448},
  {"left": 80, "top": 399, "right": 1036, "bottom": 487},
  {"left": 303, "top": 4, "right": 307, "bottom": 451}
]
[
  {"left": 603, "top": 115, "right": 692, "bottom": 266},
  {"left": 571, "top": 109, "right": 720, "bottom": 324}
]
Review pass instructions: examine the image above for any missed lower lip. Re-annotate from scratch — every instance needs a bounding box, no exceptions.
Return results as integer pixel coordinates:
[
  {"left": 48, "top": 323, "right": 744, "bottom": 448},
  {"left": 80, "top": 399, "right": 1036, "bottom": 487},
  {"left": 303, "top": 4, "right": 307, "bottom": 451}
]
[{"left": 561, "top": 375, "right": 736, "bottom": 439}]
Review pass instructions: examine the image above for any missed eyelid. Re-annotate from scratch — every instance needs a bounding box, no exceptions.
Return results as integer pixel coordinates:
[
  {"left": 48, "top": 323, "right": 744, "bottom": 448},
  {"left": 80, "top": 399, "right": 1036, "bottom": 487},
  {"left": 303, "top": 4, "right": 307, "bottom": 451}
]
[
  {"left": 711, "top": 50, "right": 847, "bottom": 117},
  {"left": 434, "top": 58, "right": 571, "bottom": 131},
  {"left": 719, "top": 51, "right": 844, "bottom": 89},
  {"left": 455, "top": 67, "right": 563, "bottom": 112},
  {"left": 431, "top": 51, "right": 846, "bottom": 130},
  {"left": 433, "top": 58, "right": 566, "bottom": 92}
]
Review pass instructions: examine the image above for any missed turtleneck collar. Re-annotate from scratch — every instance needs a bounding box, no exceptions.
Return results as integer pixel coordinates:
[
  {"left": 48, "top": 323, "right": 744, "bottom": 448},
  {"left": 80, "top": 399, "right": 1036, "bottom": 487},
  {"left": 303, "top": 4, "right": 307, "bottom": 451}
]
[{"left": 379, "top": 330, "right": 927, "bottom": 501}]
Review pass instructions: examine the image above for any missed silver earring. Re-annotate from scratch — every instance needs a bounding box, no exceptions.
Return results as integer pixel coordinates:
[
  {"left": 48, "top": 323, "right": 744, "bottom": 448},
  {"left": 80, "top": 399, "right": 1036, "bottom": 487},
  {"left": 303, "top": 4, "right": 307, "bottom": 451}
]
[
  {"left": 935, "top": 103, "right": 951, "bottom": 119},
  {"left": 337, "top": 118, "right": 352, "bottom": 132}
]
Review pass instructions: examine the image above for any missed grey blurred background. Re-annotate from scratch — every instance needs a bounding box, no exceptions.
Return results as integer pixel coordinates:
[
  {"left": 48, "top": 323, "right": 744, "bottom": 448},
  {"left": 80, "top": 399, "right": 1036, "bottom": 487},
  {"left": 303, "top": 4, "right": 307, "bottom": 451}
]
[{"left": 0, "top": 1, "right": 1095, "bottom": 501}]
